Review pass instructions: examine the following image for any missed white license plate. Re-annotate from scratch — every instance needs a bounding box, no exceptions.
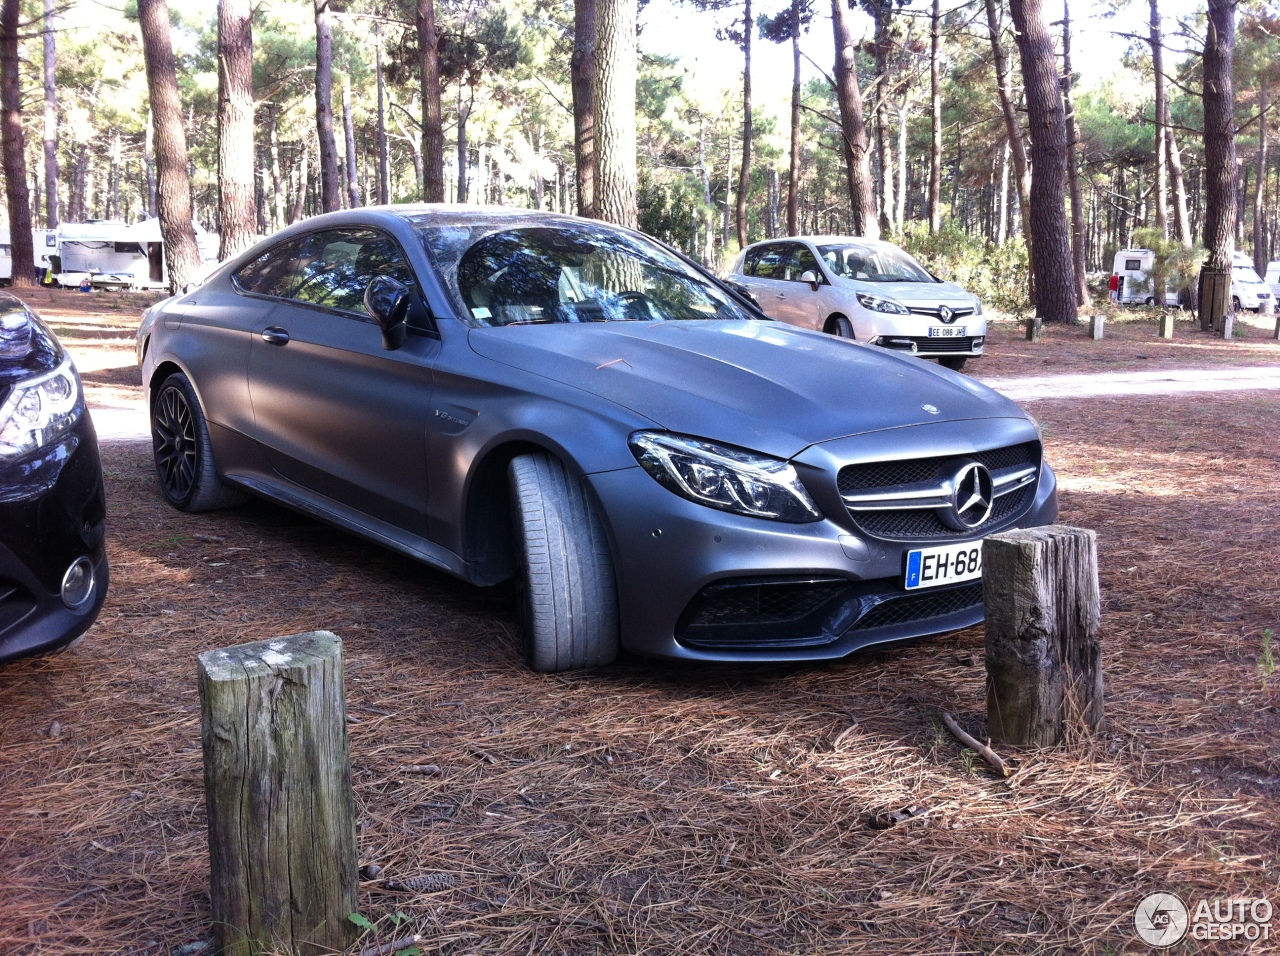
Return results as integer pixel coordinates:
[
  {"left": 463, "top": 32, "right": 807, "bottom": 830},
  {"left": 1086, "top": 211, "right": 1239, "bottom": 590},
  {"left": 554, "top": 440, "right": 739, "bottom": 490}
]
[
  {"left": 928, "top": 326, "right": 967, "bottom": 338},
  {"left": 904, "top": 541, "right": 983, "bottom": 590}
]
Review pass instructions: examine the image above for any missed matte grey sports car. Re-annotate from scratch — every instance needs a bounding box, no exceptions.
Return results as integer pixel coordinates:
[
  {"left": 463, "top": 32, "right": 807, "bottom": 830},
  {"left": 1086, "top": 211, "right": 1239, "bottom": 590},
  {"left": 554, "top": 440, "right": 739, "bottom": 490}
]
[{"left": 137, "top": 206, "right": 1057, "bottom": 671}]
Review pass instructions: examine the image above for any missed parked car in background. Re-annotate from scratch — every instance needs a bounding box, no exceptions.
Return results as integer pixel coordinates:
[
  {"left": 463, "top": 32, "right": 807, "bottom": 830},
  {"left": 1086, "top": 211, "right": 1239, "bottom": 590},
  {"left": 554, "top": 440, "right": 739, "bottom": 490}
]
[
  {"left": 139, "top": 206, "right": 1056, "bottom": 672},
  {"left": 0, "top": 294, "right": 108, "bottom": 662},
  {"left": 729, "top": 236, "right": 986, "bottom": 371},
  {"left": 1230, "top": 252, "right": 1271, "bottom": 312}
]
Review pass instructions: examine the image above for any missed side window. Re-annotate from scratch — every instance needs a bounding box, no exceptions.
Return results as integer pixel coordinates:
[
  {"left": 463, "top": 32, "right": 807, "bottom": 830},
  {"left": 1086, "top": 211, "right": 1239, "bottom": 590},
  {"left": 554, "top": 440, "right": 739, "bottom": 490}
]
[
  {"left": 742, "top": 246, "right": 765, "bottom": 277},
  {"left": 233, "top": 238, "right": 307, "bottom": 297},
  {"left": 752, "top": 244, "right": 789, "bottom": 281},
  {"left": 785, "top": 244, "right": 821, "bottom": 282},
  {"left": 289, "top": 229, "right": 416, "bottom": 317}
]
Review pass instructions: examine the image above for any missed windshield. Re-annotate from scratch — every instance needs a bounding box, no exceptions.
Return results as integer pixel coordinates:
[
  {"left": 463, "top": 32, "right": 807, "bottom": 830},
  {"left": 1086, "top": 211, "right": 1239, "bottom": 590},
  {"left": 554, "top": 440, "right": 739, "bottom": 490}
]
[
  {"left": 1233, "top": 264, "right": 1264, "bottom": 284},
  {"left": 419, "top": 220, "right": 755, "bottom": 327},
  {"left": 816, "top": 243, "right": 936, "bottom": 283}
]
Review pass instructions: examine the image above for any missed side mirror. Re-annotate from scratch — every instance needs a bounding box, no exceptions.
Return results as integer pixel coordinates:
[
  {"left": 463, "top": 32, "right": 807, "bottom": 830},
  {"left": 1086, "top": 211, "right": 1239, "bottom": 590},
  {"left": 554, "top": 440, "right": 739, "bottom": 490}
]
[
  {"left": 725, "top": 279, "right": 760, "bottom": 309},
  {"left": 799, "top": 270, "right": 820, "bottom": 291},
  {"left": 365, "top": 275, "right": 410, "bottom": 350}
]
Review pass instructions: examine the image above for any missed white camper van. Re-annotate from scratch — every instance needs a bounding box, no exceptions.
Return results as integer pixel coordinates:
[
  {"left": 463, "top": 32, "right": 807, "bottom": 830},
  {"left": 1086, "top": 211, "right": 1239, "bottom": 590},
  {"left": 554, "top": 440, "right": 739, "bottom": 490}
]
[
  {"left": 0, "top": 228, "right": 58, "bottom": 283},
  {"left": 1111, "top": 249, "right": 1182, "bottom": 307},
  {"left": 1229, "top": 252, "right": 1271, "bottom": 311},
  {"left": 51, "top": 219, "right": 219, "bottom": 290}
]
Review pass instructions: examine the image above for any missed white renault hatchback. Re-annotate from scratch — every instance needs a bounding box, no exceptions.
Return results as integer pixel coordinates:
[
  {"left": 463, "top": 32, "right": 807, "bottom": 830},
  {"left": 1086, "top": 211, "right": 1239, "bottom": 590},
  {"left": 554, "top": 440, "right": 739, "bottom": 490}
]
[{"left": 731, "top": 237, "right": 986, "bottom": 370}]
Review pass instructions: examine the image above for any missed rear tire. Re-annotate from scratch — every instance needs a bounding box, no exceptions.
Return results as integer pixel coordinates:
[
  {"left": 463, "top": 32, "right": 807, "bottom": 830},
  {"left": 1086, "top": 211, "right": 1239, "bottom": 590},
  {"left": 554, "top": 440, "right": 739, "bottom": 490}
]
[
  {"left": 938, "top": 356, "right": 968, "bottom": 371},
  {"left": 508, "top": 453, "right": 619, "bottom": 672},
  {"left": 1232, "top": 296, "right": 1241, "bottom": 311},
  {"left": 826, "top": 315, "right": 854, "bottom": 338},
  {"left": 151, "top": 372, "right": 247, "bottom": 512}
]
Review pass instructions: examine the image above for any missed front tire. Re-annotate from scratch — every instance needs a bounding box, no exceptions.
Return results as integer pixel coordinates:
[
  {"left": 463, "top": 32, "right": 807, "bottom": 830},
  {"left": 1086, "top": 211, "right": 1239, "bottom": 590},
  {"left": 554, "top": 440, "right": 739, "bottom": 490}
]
[
  {"left": 151, "top": 372, "right": 246, "bottom": 512},
  {"left": 826, "top": 314, "right": 854, "bottom": 338},
  {"left": 508, "top": 453, "right": 619, "bottom": 672},
  {"left": 938, "top": 356, "right": 968, "bottom": 371}
]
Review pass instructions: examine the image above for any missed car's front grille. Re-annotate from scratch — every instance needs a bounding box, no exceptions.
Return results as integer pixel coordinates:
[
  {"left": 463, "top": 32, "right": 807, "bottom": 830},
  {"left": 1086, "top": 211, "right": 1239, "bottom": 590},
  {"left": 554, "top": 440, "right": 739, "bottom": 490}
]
[
  {"left": 675, "top": 576, "right": 985, "bottom": 650},
  {"left": 905, "top": 306, "right": 975, "bottom": 320},
  {"left": 838, "top": 442, "right": 1041, "bottom": 542},
  {"left": 886, "top": 336, "right": 981, "bottom": 354},
  {"left": 0, "top": 577, "right": 37, "bottom": 634}
]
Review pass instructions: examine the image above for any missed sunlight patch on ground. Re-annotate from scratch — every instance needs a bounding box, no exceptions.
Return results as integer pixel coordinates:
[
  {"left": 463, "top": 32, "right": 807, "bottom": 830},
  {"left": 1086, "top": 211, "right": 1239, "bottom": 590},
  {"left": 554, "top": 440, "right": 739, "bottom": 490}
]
[{"left": 983, "top": 366, "right": 1280, "bottom": 401}]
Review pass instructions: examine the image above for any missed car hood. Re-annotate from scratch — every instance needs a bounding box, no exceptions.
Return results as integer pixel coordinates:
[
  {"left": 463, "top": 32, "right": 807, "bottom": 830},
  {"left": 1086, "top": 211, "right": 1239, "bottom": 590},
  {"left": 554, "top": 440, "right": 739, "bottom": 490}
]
[
  {"left": 468, "top": 321, "right": 1025, "bottom": 459},
  {"left": 838, "top": 277, "right": 975, "bottom": 306}
]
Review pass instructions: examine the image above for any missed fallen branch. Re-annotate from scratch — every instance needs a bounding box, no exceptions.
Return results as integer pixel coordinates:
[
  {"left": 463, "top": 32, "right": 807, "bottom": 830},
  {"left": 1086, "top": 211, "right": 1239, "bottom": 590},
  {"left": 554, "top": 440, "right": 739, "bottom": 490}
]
[
  {"left": 358, "top": 934, "right": 424, "bottom": 956},
  {"left": 941, "top": 711, "right": 1012, "bottom": 778}
]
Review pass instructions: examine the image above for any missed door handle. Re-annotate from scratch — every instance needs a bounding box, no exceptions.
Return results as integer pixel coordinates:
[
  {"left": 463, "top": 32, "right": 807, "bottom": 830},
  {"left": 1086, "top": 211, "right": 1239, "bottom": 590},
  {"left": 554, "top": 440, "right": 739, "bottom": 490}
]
[
  {"left": 776, "top": 293, "right": 786, "bottom": 299},
  {"left": 261, "top": 326, "right": 290, "bottom": 346}
]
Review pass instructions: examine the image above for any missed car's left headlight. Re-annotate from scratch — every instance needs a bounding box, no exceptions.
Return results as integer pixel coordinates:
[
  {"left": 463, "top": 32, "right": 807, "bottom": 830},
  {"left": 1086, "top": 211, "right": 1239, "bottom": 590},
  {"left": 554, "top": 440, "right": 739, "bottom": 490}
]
[
  {"left": 0, "top": 356, "right": 83, "bottom": 459},
  {"left": 629, "top": 432, "right": 822, "bottom": 523},
  {"left": 856, "top": 292, "right": 910, "bottom": 314},
  {"left": 972, "top": 297, "right": 984, "bottom": 315}
]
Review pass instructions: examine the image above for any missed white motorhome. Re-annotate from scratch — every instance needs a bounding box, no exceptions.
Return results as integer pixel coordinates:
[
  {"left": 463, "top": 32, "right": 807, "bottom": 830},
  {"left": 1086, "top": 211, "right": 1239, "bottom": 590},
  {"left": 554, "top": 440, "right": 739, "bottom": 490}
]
[
  {"left": 0, "top": 228, "right": 59, "bottom": 282},
  {"left": 1229, "top": 252, "right": 1271, "bottom": 312},
  {"left": 1111, "top": 249, "right": 1181, "bottom": 307},
  {"left": 51, "top": 219, "right": 219, "bottom": 290}
]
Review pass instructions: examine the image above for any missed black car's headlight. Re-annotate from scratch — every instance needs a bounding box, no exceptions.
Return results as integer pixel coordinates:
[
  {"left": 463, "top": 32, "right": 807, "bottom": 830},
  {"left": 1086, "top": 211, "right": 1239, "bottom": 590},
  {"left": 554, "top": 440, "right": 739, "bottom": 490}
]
[
  {"left": 629, "top": 432, "right": 821, "bottom": 523},
  {"left": 0, "top": 356, "right": 82, "bottom": 459},
  {"left": 855, "top": 292, "right": 910, "bottom": 314}
]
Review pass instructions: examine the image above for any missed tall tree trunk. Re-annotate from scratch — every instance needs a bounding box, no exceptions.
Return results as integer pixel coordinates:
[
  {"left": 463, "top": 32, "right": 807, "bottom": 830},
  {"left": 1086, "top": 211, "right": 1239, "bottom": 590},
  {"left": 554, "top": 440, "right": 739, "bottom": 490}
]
[
  {"left": 313, "top": 0, "right": 340, "bottom": 212},
  {"left": 1166, "top": 121, "right": 1192, "bottom": 245},
  {"left": 145, "top": 111, "right": 158, "bottom": 217},
  {"left": 1199, "top": 0, "right": 1236, "bottom": 327},
  {"left": 1009, "top": 0, "right": 1077, "bottom": 322},
  {"left": 217, "top": 0, "right": 255, "bottom": 260},
  {"left": 269, "top": 104, "right": 283, "bottom": 229},
  {"left": 984, "top": 0, "right": 1032, "bottom": 260},
  {"left": 594, "top": 0, "right": 637, "bottom": 228},
  {"left": 291, "top": 142, "right": 309, "bottom": 223},
  {"left": 896, "top": 96, "right": 908, "bottom": 227},
  {"left": 872, "top": 0, "right": 893, "bottom": 234},
  {"left": 42, "top": 0, "right": 58, "bottom": 229},
  {"left": 736, "top": 0, "right": 753, "bottom": 249},
  {"left": 1148, "top": 0, "right": 1168, "bottom": 240},
  {"left": 456, "top": 87, "right": 470, "bottom": 203},
  {"left": 928, "top": 0, "right": 942, "bottom": 233},
  {"left": 571, "top": 0, "right": 596, "bottom": 218},
  {"left": 1253, "top": 75, "right": 1268, "bottom": 274},
  {"left": 342, "top": 74, "right": 360, "bottom": 208},
  {"left": 831, "top": 0, "right": 877, "bottom": 238},
  {"left": 1060, "top": 0, "right": 1088, "bottom": 305},
  {"left": 787, "top": 0, "right": 801, "bottom": 236},
  {"left": 1, "top": 0, "right": 32, "bottom": 285},
  {"left": 375, "top": 21, "right": 389, "bottom": 205},
  {"left": 417, "top": 0, "right": 444, "bottom": 202},
  {"left": 997, "top": 139, "right": 1010, "bottom": 244},
  {"left": 137, "top": 0, "right": 200, "bottom": 292}
]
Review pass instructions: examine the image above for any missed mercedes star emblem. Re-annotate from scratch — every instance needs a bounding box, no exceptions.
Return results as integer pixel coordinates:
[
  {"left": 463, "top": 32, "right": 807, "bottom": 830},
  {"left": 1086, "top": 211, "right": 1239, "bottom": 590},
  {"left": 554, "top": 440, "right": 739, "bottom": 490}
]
[{"left": 943, "top": 462, "right": 994, "bottom": 530}]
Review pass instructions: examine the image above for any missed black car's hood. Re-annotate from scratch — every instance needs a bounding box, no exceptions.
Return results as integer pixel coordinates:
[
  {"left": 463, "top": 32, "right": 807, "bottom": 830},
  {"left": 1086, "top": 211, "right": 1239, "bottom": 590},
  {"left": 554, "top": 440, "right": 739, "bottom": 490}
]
[{"left": 469, "top": 321, "right": 1026, "bottom": 458}]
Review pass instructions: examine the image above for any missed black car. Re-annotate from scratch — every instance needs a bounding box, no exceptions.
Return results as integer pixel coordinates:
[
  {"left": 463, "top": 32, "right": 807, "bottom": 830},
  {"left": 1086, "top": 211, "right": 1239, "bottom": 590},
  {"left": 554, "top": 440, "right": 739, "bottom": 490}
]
[
  {"left": 138, "top": 206, "right": 1056, "bottom": 672},
  {"left": 0, "top": 294, "right": 108, "bottom": 662}
]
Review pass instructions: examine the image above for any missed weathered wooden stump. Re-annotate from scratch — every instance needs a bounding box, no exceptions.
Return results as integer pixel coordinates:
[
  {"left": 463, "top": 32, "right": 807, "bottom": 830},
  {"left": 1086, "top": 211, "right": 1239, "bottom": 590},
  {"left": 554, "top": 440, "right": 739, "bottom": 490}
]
[
  {"left": 1159, "top": 312, "right": 1176, "bottom": 339},
  {"left": 983, "top": 527, "right": 1103, "bottom": 747},
  {"left": 1088, "top": 315, "right": 1105, "bottom": 340},
  {"left": 1220, "top": 313, "right": 1235, "bottom": 340},
  {"left": 1025, "top": 316, "right": 1043, "bottom": 342},
  {"left": 1197, "top": 266, "right": 1230, "bottom": 331},
  {"left": 198, "top": 631, "right": 358, "bottom": 956}
]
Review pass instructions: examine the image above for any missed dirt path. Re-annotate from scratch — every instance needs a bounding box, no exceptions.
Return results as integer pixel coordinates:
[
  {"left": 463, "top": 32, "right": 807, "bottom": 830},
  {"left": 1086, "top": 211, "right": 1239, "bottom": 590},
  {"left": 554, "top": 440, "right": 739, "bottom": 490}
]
[{"left": 2, "top": 292, "right": 1278, "bottom": 955}]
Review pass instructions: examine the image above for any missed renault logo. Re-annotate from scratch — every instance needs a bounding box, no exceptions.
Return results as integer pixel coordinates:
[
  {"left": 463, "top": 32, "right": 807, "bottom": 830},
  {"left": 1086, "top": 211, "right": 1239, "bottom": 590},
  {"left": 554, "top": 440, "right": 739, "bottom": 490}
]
[
  {"left": 942, "top": 462, "right": 994, "bottom": 530},
  {"left": 938, "top": 305, "right": 954, "bottom": 323}
]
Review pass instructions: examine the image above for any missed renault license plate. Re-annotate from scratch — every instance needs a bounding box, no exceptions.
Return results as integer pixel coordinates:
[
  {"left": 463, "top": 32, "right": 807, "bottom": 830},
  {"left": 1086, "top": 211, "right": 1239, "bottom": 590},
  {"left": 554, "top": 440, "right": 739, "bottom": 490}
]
[
  {"left": 904, "top": 541, "right": 983, "bottom": 590},
  {"left": 928, "top": 326, "right": 967, "bottom": 337}
]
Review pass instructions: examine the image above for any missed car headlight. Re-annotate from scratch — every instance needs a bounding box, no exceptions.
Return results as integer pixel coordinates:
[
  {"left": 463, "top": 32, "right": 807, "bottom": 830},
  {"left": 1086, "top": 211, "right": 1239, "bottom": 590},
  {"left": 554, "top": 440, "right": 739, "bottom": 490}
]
[
  {"left": 0, "top": 356, "right": 83, "bottom": 459},
  {"left": 629, "top": 432, "right": 821, "bottom": 523},
  {"left": 972, "top": 297, "right": 984, "bottom": 316},
  {"left": 855, "top": 292, "right": 910, "bottom": 315}
]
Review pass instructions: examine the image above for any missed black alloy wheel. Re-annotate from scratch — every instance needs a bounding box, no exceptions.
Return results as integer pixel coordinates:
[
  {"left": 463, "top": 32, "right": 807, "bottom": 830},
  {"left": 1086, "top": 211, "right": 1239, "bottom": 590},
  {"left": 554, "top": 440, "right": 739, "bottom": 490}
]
[{"left": 153, "top": 380, "right": 197, "bottom": 504}]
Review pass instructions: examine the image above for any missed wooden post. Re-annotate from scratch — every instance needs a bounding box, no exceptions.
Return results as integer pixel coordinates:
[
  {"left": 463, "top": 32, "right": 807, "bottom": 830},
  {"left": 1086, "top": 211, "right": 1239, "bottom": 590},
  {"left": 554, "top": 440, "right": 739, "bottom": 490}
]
[
  {"left": 1197, "top": 266, "right": 1231, "bottom": 331},
  {"left": 1025, "top": 316, "right": 1043, "bottom": 341},
  {"left": 1088, "top": 314, "right": 1104, "bottom": 339},
  {"left": 1159, "top": 312, "right": 1176, "bottom": 339},
  {"left": 1220, "top": 313, "right": 1235, "bottom": 340},
  {"left": 983, "top": 526, "right": 1102, "bottom": 747},
  {"left": 198, "top": 631, "right": 358, "bottom": 956},
  {"left": 1274, "top": 314, "right": 1280, "bottom": 340}
]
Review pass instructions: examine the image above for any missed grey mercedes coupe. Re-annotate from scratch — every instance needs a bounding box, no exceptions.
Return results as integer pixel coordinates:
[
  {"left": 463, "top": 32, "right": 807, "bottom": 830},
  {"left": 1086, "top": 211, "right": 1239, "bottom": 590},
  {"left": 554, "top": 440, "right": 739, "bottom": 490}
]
[{"left": 137, "top": 206, "right": 1057, "bottom": 671}]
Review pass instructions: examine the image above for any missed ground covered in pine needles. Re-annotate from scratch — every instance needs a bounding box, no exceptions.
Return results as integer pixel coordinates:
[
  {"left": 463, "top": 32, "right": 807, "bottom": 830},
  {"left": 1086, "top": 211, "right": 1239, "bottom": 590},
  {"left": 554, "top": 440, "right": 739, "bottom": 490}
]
[{"left": 1, "top": 292, "right": 1278, "bottom": 954}]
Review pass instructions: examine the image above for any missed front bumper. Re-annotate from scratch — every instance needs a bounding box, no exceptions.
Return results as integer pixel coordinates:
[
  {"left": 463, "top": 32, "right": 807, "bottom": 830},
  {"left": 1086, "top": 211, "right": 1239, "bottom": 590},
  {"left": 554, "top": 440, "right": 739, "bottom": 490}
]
[
  {"left": 590, "top": 444, "right": 1057, "bottom": 663},
  {"left": 0, "top": 412, "right": 109, "bottom": 663}
]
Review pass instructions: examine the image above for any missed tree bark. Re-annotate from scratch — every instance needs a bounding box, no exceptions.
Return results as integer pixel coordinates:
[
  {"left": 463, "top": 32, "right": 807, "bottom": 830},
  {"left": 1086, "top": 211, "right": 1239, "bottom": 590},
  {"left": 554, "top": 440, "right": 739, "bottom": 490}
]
[
  {"left": 831, "top": 0, "right": 877, "bottom": 238},
  {"left": 1253, "top": 75, "right": 1268, "bottom": 275},
  {"left": 1166, "top": 119, "right": 1193, "bottom": 246},
  {"left": 928, "top": 0, "right": 942, "bottom": 233},
  {"left": 787, "top": 0, "right": 801, "bottom": 236},
  {"left": 42, "top": 0, "right": 58, "bottom": 230},
  {"left": 291, "top": 141, "right": 309, "bottom": 223},
  {"left": 145, "top": 111, "right": 157, "bottom": 217},
  {"left": 375, "top": 22, "right": 389, "bottom": 205},
  {"left": 217, "top": 0, "right": 256, "bottom": 260},
  {"left": 417, "top": 0, "right": 444, "bottom": 203},
  {"left": 593, "top": 0, "right": 638, "bottom": 228},
  {"left": 1060, "top": 0, "right": 1088, "bottom": 306},
  {"left": 571, "top": 0, "right": 596, "bottom": 218},
  {"left": 313, "top": 0, "right": 340, "bottom": 213},
  {"left": 1148, "top": 0, "right": 1168, "bottom": 240},
  {"left": 872, "top": 0, "right": 893, "bottom": 234},
  {"left": 456, "top": 87, "right": 470, "bottom": 203},
  {"left": 137, "top": 0, "right": 201, "bottom": 293},
  {"left": 1009, "top": 0, "right": 1077, "bottom": 322},
  {"left": 0, "top": 0, "right": 31, "bottom": 285},
  {"left": 342, "top": 74, "right": 360, "bottom": 208},
  {"left": 1198, "top": 0, "right": 1236, "bottom": 328},
  {"left": 984, "top": 0, "right": 1032, "bottom": 256},
  {"left": 736, "top": 0, "right": 753, "bottom": 249}
]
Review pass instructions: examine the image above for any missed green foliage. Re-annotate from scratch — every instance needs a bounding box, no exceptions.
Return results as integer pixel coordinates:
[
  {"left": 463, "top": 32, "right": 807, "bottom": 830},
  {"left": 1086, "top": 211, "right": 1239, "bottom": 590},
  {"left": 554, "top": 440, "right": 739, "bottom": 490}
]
[
  {"left": 347, "top": 913, "right": 375, "bottom": 932},
  {"left": 1260, "top": 629, "right": 1275, "bottom": 690},
  {"left": 896, "top": 221, "right": 1031, "bottom": 314}
]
